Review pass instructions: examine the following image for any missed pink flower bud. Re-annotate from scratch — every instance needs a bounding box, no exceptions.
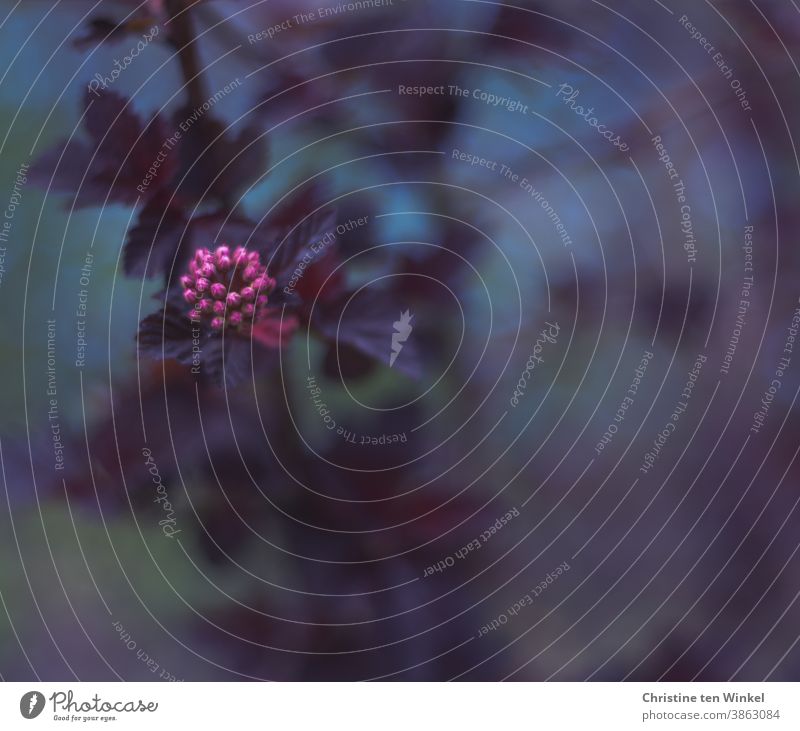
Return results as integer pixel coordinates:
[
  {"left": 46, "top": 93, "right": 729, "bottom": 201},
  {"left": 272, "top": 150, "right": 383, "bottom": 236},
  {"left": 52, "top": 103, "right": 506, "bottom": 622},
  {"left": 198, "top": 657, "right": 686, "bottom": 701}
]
[{"left": 182, "top": 245, "right": 276, "bottom": 333}]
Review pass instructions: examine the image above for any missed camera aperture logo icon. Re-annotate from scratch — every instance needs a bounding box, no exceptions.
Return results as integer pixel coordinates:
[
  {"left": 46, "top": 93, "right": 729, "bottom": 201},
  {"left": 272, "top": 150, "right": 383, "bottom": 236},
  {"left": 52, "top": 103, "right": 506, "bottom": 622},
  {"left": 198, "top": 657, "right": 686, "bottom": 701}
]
[
  {"left": 390, "top": 310, "right": 414, "bottom": 368},
  {"left": 20, "top": 691, "right": 45, "bottom": 719}
]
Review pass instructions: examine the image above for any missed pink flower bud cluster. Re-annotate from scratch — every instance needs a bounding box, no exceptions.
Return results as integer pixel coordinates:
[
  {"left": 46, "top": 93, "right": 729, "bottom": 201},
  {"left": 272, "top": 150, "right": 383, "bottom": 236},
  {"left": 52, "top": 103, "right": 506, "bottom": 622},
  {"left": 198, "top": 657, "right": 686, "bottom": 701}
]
[{"left": 181, "top": 246, "right": 276, "bottom": 331}]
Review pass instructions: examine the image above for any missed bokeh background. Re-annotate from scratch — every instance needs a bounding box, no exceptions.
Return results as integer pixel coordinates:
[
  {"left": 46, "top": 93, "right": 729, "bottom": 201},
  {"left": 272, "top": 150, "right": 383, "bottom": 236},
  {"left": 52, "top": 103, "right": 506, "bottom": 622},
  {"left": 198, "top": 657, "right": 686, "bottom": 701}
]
[{"left": 1, "top": 0, "right": 800, "bottom": 681}]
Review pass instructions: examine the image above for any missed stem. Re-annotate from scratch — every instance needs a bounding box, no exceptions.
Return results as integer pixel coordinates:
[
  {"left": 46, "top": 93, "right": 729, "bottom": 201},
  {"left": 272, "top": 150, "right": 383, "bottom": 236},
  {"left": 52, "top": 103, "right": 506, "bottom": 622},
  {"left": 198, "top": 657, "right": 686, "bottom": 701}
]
[
  {"left": 164, "top": 0, "right": 206, "bottom": 110},
  {"left": 164, "top": 0, "right": 232, "bottom": 209}
]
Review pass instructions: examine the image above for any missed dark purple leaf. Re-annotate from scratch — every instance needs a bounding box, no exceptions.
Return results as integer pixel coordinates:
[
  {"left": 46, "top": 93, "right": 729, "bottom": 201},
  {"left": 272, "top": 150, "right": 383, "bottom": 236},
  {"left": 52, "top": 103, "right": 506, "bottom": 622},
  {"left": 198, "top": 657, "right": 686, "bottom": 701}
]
[
  {"left": 30, "top": 90, "right": 174, "bottom": 207},
  {"left": 124, "top": 189, "right": 189, "bottom": 278},
  {"left": 315, "top": 290, "right": 423, "bottom": 379},
  {"left": 266, "top": 207, "right": 338, "bottom": 285},
  {"left": 322, "top": 341, "right": 377, "bottom": 381},
  {"left": 137, "top": 303, "right": 276, "bottom": 389},
  {"left": 138, "top": 304, "right": 201, "bottom": 363},
  {"left": 72, "top": 8, "right": 161, "bottom": 51},
  {"left": 73, "top": 18, "right": 123, "bottom": 50},
  {"left": 172, "top": 110, "right": 267, "bottom": 204},
  {"left": 202, "top": 333, "right": 255, "bottom": 389}
]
